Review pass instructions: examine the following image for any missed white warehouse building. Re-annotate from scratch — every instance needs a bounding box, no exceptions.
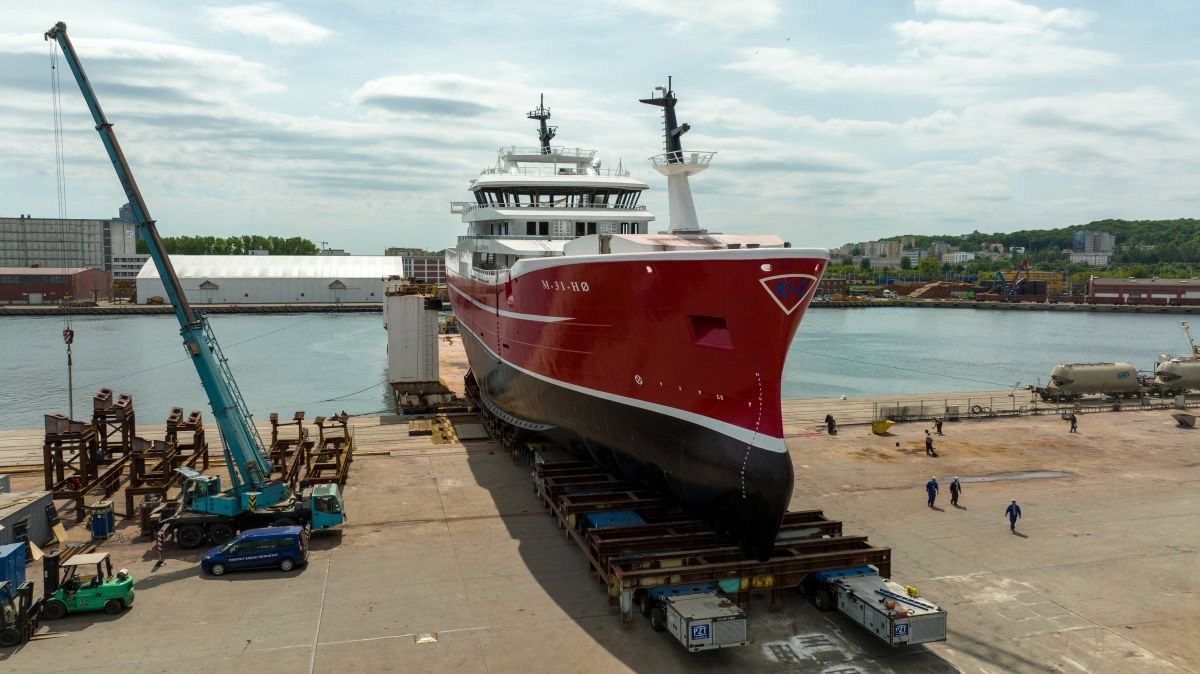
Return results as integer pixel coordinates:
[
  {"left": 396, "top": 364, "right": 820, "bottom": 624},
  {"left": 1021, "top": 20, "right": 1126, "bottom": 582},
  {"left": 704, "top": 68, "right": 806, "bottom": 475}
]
[{"left": 135, "top": 255, "right": 411, "bottom": 304}]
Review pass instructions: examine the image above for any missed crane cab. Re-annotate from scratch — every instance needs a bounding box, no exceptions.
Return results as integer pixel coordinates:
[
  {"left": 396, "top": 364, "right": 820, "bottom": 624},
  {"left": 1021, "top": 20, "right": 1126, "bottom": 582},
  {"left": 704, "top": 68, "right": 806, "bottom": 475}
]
[{"left": 308, "top": 483, "right": 344, "bottom": 530}]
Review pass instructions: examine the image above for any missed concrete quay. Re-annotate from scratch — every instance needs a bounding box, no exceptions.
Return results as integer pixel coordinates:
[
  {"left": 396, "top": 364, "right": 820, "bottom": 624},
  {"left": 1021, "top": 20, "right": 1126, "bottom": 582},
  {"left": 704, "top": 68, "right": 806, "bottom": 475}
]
[{"left": 0, "top": 398, "right": 1197, "bottom": 673}]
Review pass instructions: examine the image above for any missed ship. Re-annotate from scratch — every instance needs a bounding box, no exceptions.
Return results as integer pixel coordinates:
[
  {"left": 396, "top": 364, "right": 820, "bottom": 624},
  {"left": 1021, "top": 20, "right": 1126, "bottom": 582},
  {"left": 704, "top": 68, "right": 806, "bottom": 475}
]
[{"left": 446, "top": 81, "right": 829, "bottom": 559}]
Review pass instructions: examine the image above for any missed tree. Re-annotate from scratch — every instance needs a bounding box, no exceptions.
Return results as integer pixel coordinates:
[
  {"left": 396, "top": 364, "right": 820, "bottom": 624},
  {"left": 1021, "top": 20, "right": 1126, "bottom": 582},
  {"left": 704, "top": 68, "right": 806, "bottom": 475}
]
[
  {"left": 917, "top": 256, "right": 941, "bottom": 279},
  {"left": 900, "top": 256, "right": 912, "bottom": 270},
  {"left": 138, "top": 235, "right": 321, "bottom": 255},
  {"left": 860, "top": 257, "right": 872, "bottom": 271}
]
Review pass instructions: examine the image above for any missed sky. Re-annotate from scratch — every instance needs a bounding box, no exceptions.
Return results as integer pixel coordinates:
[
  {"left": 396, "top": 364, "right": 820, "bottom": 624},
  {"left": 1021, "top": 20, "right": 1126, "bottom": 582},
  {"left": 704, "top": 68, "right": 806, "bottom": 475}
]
[{"left": 1, "top": 1, "right": 1198, "bottom": 254}]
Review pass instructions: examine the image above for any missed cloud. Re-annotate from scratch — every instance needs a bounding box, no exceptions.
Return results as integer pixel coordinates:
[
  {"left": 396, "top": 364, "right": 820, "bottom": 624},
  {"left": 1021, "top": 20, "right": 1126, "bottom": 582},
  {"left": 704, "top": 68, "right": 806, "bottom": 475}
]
[
  {"left": 712, "top": 136, "right": 877, "bottom": 174},
  {"left": 726, "top": 0, "right": 1116, "bottom": 101},
  {"left": 203, "top": 3, "right": 331, "bottom": 45},
  {"left": 351, "top": 74, "right": 552, "bottom": 119},
  {"left": 610, "top": 0, "right": 779, "bottom": 30},
  {"left": 903, "top": 88, "right": 1193, "bottom": 156},
  {"left": 913, "top": 0, "right": 1092, "bottom": 29},
  {"left": 685, "top": 96, "right": 898, "bottom": 137}
]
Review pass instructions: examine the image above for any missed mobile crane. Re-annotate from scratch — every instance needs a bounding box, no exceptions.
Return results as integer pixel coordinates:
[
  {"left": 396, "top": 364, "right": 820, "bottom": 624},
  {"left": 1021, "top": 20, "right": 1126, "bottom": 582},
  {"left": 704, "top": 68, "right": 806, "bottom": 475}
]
[{"left": 45, "top": 22, "right": 345, "bottom": 549}]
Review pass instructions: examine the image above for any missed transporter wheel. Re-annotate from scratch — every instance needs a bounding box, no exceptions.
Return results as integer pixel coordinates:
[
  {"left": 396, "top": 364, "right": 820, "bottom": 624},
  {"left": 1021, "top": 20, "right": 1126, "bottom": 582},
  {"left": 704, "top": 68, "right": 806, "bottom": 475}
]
[
  {"left": 970, "top": 405, "right": 984, "bottom": 415},
  {"left": 176, "top": 524, "right": 205, "bottom": 549},
  {"left": 208, "top": 523, "right": 236, "bottom": 545},
  {"left": 814, "top": 589, "right": 835, "bottom": 612},
  {"left": 0, "top": 627, "right": 21, "bottom": 647},
  {"left": 637, "top": 592, "right": 654, "bottom": 618},
  {"left": 649, "top": 607, "right": 667, "bottom": 632},
  {"left": 42, "top": 600, "right": 68, "bottom": 621},
  {"left": 103, "top": 599, "right": 123, "bottom": 615}
]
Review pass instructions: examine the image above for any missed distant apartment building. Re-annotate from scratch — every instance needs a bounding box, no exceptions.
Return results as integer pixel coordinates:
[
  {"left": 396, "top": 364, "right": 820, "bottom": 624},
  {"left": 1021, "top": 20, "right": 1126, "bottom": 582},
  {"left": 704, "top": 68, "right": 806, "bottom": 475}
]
[
  {"left": 929, "top": 241, "right": 952, "bottom": 257},
  {"left": 941, "top": 251, "right": 976, "bottom": 264},
  {"left": 863, "top": 240, "right": 902, "bottom": 259},
  {"left": 111, "top": 254, "right": 150, "bottom": 297},
  {"left": 1073, "top": 230, "right": 1115, "bottom": 253},
  {"left": 385, "top": 247, "right": 445, "bottom": 285}
]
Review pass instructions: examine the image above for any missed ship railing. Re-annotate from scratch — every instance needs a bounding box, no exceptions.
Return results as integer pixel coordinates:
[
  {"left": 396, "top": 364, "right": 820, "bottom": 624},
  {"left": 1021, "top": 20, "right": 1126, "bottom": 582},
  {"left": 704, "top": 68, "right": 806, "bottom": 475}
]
[
  {"left": 500, "top": 145, "right": 596, "bottom": 160},
  {"left": 649, "top": 150, "right": 715, "bottom": 167},
  {"left": 450, "top": 201, "right": 646, "bottom": 213},
  {"left": 466, "top": 267, "right": 510, "bottom": 284},
  {"left": 480, "top": 165, "right": 632, "bottom": 178},
  {"left": 456, "top": 234, "right": 575, "bottom": 242}
]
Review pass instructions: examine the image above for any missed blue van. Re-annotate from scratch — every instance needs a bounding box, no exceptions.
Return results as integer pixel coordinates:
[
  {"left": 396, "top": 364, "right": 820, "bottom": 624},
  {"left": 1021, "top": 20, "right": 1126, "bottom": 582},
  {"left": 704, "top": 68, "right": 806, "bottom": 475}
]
[{"left": 200, "top": 526, "right": 309, "bottom": 576}]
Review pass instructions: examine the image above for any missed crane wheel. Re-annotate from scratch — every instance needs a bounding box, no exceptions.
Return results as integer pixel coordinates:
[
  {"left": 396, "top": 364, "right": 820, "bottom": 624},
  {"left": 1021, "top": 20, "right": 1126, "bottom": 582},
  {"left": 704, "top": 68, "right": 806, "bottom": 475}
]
[
  {"left": 208, "top": 523, "right": 236, "bottom": 544},
  {"left": 176, "top": 525, "right": 205, "bottom": 549}
]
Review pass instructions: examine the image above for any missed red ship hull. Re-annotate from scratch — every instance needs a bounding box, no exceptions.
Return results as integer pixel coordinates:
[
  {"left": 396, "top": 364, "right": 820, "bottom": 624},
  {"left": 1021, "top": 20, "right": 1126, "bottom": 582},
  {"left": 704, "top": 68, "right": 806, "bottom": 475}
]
[{"left": 448, "top": 248, "right": 826, "bottom": 559}]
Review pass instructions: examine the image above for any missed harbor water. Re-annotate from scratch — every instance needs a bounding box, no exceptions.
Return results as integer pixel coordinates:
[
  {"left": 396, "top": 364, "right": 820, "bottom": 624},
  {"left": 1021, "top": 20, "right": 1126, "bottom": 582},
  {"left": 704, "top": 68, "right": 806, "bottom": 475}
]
[{"left": 0, "top": 308, "right": 1193, "bottom": 431}]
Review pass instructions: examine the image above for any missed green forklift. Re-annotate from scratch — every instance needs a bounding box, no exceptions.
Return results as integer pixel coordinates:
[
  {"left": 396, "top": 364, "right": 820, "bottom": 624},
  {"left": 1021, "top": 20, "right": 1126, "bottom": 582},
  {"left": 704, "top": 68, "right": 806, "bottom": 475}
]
[{"left": 42, "top": 552, "right": 134, "bottom": 619}]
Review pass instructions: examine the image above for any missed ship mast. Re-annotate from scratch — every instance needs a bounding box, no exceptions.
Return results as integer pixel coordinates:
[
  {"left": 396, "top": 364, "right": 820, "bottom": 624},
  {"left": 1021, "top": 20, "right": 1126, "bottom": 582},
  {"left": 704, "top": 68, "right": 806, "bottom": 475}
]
[
  {"left": 528, "top": 94, "right": 556, "bottom": 155},
  {"left": 640, "top": 77, "right": 712, "bottom": 233}
]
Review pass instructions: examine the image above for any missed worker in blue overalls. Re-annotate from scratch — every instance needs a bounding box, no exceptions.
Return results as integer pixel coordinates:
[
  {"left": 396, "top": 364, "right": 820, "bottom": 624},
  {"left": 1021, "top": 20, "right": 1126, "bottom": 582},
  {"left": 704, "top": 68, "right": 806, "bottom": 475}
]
[
  {"left": 925, "top": 477, "right": 939, "bottom": 508},
  {"left": 1005, "top": 499, "right": 1022, "bottom": 533}
]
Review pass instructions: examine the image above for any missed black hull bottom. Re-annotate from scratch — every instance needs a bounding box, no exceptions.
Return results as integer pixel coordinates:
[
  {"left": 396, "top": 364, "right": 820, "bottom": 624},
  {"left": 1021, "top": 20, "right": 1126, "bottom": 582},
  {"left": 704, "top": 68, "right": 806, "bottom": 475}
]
[{"left": 461, "top": 328, "right": 794, "bottom": 560}]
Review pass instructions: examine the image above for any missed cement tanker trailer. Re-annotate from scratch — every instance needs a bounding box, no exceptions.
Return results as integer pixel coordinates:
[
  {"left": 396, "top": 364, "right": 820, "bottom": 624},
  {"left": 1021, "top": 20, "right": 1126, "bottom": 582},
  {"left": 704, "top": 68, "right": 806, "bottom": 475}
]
[
  {"left": 1035, "top": 362, "right": 1144, "bottom": 402},
  {"left": 1152, "top": 357, "right": 1200, "bottom": 395}
]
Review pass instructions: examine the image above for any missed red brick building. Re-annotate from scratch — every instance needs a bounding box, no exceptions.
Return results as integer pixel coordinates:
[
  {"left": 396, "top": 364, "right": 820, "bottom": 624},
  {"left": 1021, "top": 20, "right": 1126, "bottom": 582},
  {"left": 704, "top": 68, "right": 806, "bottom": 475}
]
[
  {"left": 0, "top": 267, "right": 111, "bottom": 304},
  {"left": 1088, "top": 277, "right": 1200, "bottom": 305}
]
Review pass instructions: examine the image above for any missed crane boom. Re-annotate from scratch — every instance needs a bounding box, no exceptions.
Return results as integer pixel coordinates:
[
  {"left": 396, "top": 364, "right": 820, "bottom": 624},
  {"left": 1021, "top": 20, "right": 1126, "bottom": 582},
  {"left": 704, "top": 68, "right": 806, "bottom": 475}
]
[{"left": 44, "top": 22, "right": 282, "bottom": 510}]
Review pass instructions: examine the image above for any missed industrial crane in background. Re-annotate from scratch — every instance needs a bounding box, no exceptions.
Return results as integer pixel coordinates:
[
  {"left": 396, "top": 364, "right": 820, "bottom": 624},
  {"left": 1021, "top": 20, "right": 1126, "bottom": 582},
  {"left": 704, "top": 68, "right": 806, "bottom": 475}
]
[{"left": 44, "top": 22, "right": 344, "bottom": 548}]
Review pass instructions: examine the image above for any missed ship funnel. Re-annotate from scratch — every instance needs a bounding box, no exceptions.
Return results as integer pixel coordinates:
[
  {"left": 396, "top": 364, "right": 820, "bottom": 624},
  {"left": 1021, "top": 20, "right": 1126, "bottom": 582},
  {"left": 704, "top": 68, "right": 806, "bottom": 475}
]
[{"left": 640, "top": 77, "right": 713, "bottom": 233}]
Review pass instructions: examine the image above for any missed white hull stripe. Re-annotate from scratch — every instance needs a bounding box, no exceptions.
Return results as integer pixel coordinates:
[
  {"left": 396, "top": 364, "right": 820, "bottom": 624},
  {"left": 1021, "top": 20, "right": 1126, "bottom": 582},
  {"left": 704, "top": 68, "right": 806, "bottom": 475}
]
[
  {"left": 509, "top": 246, "right": 830, "bottom": 279},
  {"left": 454, "top": 311, "right": 788, "bottom": 453},
  {"left": 447, "top": 271, "right": 574, "bottom": 324}
]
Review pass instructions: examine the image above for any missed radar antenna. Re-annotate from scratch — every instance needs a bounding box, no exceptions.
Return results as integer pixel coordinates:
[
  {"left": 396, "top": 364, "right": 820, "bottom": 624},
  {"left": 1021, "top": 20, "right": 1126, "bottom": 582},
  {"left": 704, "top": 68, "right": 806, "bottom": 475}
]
[
  {"left": 639, "top": 76, "right": 690, "bottom": 163},
  {"left": 527, "top": 94, "right": 556, "bottom": 155},
  {"left": 639, "top": 77, "right": 712, "bottom": 233}
]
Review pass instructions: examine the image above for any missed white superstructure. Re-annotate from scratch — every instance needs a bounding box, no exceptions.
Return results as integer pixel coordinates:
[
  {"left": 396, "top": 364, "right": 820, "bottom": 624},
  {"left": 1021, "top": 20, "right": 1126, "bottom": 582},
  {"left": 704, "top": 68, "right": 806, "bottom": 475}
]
[{"left": 447, "top": 92, "right": 790, "bottom": 284}]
